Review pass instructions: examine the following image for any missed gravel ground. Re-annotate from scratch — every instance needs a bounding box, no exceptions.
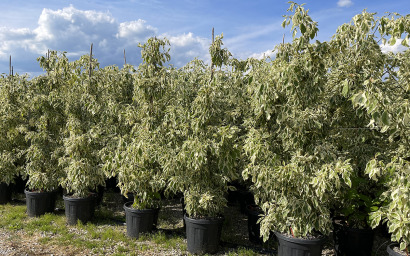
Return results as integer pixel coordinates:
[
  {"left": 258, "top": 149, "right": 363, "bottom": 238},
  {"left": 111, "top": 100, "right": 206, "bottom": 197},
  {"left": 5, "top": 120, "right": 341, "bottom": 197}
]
[{"left": 0, "top": 229, "right": 81, "bottom": 256}]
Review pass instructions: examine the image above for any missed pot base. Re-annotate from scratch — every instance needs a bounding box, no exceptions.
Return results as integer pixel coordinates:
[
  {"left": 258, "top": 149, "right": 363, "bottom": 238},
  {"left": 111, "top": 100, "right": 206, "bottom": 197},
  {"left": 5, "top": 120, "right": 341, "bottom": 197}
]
[
  {"left": 123, "top": 202, "right": 159, "bottom": 239},
  {"left": 0, "top": 182, "right": 12, "bottom": 204},
  {"left": 63, "top": 195, "right": 95, "bottom": 225},
  {"left": 275, "top": 232, "right": 325, "bottom": 256},
  {"left": 25, "top": 190, "right": 56, "bottom": 217},
  {"left": 184, "top": 215, "right": 224, "bottom": 254}
]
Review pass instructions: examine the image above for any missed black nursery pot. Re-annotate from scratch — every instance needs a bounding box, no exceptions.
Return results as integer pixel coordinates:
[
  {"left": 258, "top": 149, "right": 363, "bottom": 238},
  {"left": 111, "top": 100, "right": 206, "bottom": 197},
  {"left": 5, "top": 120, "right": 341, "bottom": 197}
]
[
  {"left": 387, "top": 243, "right": 406, "bottom": 256},
  {"left": 91, "top": 187, "right": 104, "bottom": 207},
  {"left": 0, "top": 182, "right": 12, "bottom": 204},
  {"left": 184, "top": 215, "right": 224, "bottom": 255},
  {"left": 123, "top": 202, "right": 159, "bottom": 239},
  {"left": 122, "top": 193, "right": 134, "bottom": 203},
  {"left": 238, "top": 190, "right": 255, "bottom": 214},
  {"left": 25, "top": 190, "right": 56, "bottom": 217},
  {"left": 333, "top": 220, "right": 374, "bottom": 256},
  {"left": 246, "top": 205, "right": 263, "bottom": 244},
  {"left": 333, "top": 219, "right": 347, "bottom": 255},
  {"left": 63, "top": 195, "right": 95, "bottom": 225},
  {"left": 346, "top": 227, "right": 374, "bottom": 256},
  {"left": 275, "top": 232, "right": 326, "bottom": 256}
]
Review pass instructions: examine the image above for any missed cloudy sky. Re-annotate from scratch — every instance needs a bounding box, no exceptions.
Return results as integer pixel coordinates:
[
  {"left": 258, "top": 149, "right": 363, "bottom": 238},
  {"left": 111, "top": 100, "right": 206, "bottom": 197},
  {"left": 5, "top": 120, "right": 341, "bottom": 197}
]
[{"left": 0, "top": 0, "right": 409, "bottom": 76}]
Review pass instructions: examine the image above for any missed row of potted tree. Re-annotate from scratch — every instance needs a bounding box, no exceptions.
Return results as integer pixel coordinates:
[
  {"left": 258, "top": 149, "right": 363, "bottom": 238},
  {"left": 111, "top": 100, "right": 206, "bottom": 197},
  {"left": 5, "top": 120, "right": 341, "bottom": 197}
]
[{"left": 0, "top": 3, "right": 409, "bottom": 255}]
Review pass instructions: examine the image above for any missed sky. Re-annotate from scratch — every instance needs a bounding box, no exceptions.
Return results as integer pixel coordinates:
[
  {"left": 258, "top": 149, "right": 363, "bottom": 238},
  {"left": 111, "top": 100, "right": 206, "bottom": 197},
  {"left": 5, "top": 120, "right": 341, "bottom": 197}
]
[{"left": 0, "top": 0, "right": 409, "bottom": 77}]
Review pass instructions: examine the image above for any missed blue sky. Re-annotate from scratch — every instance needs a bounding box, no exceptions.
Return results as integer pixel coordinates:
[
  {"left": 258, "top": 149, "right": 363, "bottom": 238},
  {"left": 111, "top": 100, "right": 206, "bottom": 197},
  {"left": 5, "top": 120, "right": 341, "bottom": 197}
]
[{"left": 0, "top": 0, "right": 409, "bottom": 76}]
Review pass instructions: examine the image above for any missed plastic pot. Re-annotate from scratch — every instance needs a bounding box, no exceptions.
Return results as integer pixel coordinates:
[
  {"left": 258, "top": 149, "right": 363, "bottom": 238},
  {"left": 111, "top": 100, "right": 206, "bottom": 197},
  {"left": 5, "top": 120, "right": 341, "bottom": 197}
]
[
  {"left": 275, "top": 232, "right": 326, "bottom": 256},
  {"left": 184, "top": 215, "right": 224, "bottom": 254},
  {"left": 345, "top": 227, "right": 374, "bottom": 256},
  {"left": 63, "top": 195, "right": 95, "bottom": 225},
  {"left": 123, "top": 202, "right": 159, "bottom": 239},
  {"left": 238, "top": 190, "right": 255, "bottom": 214},
  {"left": 333, "top": 218, "right": 347, "bottom": 256},
  {"left": 0, "top": 182, "right": 12, "bottom": 204},
  {"left": 246, "top": 204, "right": 263, "bottom": 244},
  {"left": 25, "top": 190, "right": 56, "bottom": 217},
  {"left": 333, "top": 218, "right": 374, "bottom": 256},
  {"left": 387, "top": 243, "right": 406, "bottom": 256},
  {"left": 91, "top": 188, "right": 104, "bottom": 207},
  {"left": 122, "top": 193, "right": 134, "bottom": 203}
]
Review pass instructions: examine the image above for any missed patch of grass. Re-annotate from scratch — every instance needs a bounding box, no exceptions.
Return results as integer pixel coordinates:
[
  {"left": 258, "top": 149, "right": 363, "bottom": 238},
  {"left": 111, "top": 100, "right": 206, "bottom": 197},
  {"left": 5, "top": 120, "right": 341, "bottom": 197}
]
[
  {"left": 116, "top": 245, "right": 128, "bottom": 253},
  {"left": 138, "top": 243, "right": 150, "bottom": 251},
  {"left": 38, "top": 237, "right": 52, "bottom": 244},
  {"left": 227, "top": 247, "right": 259, "bottom": 256},
  {"left": 101, "top": 227, "right": 116, "bottom": 240},
  {"left": 151, "top": 231, "right": 168, "bottom": 244},
  {"left": 26, "top": 213, "right": 63, "bottom": 233},
  {"left": 141, "top": 231, "right": 186, "bottom": 251},
  {"left": 0, "top": 204, "right": 27, "bottom": 230}
]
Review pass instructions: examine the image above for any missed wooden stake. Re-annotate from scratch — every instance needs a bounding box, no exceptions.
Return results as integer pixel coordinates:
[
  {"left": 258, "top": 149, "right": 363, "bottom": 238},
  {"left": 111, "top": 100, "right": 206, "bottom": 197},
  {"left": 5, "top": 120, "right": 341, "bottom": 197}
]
[
  {"left": 210, "top": 27, "right": 215, "bottom": 83},
  {"left": 12, "top": 66, "right": 13, "bottom": 76},
  {"left": 89, "top": 43, "right": 93, "bottom": 78},
  {"left": 212, "top": 27, "right": 214, "bottom": 44}
]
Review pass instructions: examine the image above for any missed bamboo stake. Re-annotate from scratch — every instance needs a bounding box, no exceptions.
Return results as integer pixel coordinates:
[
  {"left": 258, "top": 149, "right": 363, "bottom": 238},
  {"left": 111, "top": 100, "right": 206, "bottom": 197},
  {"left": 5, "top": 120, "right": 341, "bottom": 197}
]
[
  {"left": 89, "top": 43, "right": 93, "bottom": 78},
  {"left": 47, "top": 50, "right": 50, "bottom": 73},
  {"left": 210, "top": 27, "right": 214, "bottom": 83}
]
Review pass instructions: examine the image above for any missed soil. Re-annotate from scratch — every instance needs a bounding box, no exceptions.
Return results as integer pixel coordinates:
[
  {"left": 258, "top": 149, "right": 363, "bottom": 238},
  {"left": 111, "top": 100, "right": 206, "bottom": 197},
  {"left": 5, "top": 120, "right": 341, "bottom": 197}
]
[
  {"left": 279, "top": 231, "right": 324, "bottom": 240},
  {"left": 393, "top": 245, "right": 408, "bottom": 256}
]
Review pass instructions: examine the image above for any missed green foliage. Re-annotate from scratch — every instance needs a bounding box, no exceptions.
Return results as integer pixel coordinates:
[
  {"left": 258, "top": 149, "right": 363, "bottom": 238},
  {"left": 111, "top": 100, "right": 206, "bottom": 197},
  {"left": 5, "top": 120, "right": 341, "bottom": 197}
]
[
  {"left": 331, "top": 10, "right": 410, "bottom": 251},
  {"left": 103, "top": 37, "right": 171, "bottom": 209},
  {"left": 0, "top": 74, "right": 28, "bottom": 185},
  {"left": 242, "top": 2, "right": 401, "bottom": 241},
  {"left": 244, "top": 4, "right": 351, "bottom": 238},
  {"left": 23, "top": 51, "right": 67, "bottom": 192},
  {"left": 58, "top": 53, "right": 105, "bottom": 197},
  {"left": 162, "top": 39, "right": 243, "bottom": 217},
  {"left": 210, "top": 33, "right": 232, "bottom": 68}
]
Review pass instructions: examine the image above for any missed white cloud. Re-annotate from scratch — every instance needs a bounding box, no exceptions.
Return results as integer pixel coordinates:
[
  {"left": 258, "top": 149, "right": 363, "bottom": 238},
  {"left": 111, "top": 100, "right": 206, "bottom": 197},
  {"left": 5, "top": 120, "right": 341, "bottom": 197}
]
[
  {"left": 0, "top": 5, "right": 209, "bottom": 75},
  {"left": 32, "top": 6, "right": 118, "bottom": 54},
  {"left": 380, "top": 39, "right": 408, "bottom": 53},
  {"left": 249, "top": 49, "right": 276, "bottom": 60},
  {"left": 117, "top": 20, "right": 157, "bottom": 42},
  {"left": 337, "top": 0, "right": 353, "bottom": 7},
  {"left": 166, "top": 32, "right": 210, "bottom": 67}
]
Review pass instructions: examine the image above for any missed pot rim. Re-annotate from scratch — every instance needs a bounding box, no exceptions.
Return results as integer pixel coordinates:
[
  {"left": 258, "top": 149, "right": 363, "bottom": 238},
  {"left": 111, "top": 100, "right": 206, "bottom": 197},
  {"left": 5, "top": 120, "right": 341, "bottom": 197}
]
[
  {"left": 63, "top": 194, "right": 95, "bottom": 201},
  {"left": 387, "top": 243, "right": 405, "bottom": 256},
  {"left": 184, "top": 214, "right": 225, "bottom": 224},
  {"left": 24, "top": 189, "right": 56, "bottom": 194},
  {"left": 123, "top": 201, "right": 160, "bottom": 212},
  {"left": 274, "top": 231, "right": 326, "bottom": 244}
]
